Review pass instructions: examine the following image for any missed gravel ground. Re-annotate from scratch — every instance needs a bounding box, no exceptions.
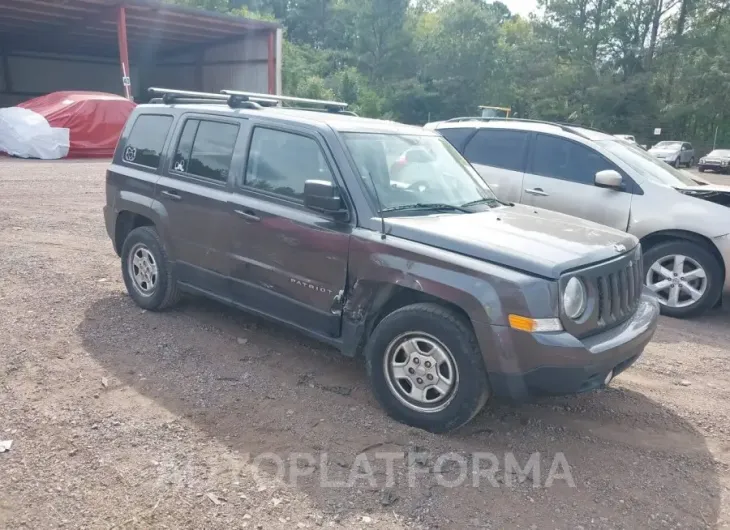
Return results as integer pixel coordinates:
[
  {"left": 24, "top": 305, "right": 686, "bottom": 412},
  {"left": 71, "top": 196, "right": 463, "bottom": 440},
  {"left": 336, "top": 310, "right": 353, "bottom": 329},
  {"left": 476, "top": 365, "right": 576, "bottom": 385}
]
[{"left": 1, "top": 158, "right": 729, "bottom": 529}]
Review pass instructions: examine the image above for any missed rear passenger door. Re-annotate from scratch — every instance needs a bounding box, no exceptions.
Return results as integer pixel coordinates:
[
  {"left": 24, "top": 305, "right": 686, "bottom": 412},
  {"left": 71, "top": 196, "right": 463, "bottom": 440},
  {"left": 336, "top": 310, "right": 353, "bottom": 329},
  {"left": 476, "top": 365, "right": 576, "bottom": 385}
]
[
  {"left": 460, "top": 129, "right": 530, "bottom": 203},
  {"left": 157, "top": 115, "right": 244, "bottom": 295},
  {"left": 225, "top": 124, "right": 351, "bottom": 340},
  {"left": 521, "top": 133, "right": 632, "bottom": 231}
]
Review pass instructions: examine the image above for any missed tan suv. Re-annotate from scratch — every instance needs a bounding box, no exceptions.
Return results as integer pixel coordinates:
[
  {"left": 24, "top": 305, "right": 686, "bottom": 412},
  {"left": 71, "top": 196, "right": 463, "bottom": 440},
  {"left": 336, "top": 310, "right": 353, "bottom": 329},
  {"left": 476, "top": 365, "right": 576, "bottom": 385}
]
[{"left": 433, "top": 118, "right": 730, "bottom": 318}]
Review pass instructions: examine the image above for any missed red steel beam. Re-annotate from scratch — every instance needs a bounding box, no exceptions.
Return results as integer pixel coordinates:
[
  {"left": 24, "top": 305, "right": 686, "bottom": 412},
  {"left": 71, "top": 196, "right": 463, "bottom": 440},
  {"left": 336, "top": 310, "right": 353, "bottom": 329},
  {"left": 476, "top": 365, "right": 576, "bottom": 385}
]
[
  {"left": 267, "top": 30, "right": 276, "bottom": 95},
  {"left": 117, "top": 5, "right": 132, "bottom": 99}
]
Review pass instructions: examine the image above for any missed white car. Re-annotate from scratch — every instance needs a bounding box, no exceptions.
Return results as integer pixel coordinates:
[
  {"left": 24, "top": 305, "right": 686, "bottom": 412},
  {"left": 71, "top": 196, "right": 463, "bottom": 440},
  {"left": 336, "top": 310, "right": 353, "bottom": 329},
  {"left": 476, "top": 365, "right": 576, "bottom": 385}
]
[{"left": 648, "top": 141, "right": 695, "bottom": 168}]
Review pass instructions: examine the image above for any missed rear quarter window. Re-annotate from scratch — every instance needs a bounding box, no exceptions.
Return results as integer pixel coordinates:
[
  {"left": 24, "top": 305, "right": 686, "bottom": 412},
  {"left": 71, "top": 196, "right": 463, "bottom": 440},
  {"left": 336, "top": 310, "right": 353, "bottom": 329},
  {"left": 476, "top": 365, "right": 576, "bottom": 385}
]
[{"left": 121, "top": 114, "right": 173, "bottom": 169}]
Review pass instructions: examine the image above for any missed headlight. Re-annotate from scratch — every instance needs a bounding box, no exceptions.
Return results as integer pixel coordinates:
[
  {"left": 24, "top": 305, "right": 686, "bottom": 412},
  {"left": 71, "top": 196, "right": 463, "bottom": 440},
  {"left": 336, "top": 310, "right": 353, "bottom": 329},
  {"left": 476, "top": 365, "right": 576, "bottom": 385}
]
[
  {"left": 700, "top": 158, "right": 706, "bottom": 164},
  {"left": 563, "top": 277, "right": 587, "bottom": 320},
  {"left": 722, "top": 160, "right": 729, "bottom": 166}
]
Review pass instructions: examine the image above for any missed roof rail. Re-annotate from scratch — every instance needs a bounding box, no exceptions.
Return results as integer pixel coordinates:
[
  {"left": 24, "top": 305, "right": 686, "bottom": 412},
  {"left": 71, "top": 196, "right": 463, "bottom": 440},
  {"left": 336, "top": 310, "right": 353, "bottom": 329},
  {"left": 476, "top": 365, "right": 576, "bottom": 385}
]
[
  {"left": 147, "top": 87, "right": 273, "bottom": 109},
  {"left": 439, "top": 116, "right": 595, "bottom": 136},
  {"left": 221, "top": 89, "right": 349, "bottom": 113},
  {"left": 443, "top": 117, "right": 493, "bottom": 123}
]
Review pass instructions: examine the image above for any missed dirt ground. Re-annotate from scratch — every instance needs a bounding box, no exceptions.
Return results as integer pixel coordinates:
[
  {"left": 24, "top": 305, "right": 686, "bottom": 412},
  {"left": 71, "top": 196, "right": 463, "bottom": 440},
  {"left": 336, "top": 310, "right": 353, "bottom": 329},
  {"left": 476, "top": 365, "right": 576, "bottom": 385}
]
[{"left": 1, "top": 158, "right": 729, "bottom": 530}]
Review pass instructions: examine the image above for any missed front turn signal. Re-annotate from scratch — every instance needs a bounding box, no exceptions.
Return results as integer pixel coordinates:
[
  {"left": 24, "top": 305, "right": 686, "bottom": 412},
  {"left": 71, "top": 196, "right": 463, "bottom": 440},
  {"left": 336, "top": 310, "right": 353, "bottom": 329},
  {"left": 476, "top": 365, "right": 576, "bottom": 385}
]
[{"left": 508, "top": 315, "right": 563, "bottom": 333}]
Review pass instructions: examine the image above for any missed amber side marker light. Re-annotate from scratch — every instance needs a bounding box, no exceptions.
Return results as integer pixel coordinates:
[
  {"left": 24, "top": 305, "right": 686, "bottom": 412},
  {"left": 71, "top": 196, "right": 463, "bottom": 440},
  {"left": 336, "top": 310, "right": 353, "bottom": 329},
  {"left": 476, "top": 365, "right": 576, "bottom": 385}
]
[{"left": 508, "top": 315, "right": 563, "bottom": 333}]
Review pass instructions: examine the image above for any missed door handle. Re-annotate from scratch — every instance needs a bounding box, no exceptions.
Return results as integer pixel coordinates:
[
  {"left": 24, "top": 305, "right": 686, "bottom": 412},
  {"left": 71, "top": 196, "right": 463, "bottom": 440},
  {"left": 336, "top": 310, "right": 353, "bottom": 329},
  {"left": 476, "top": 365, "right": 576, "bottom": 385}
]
[
  {"left": 525, "top": 187, "right": 549, "bottom": 197},
  {"left": 161, "top": 190, "right": 182, "bottom": 201},
  {"left": 234, "top": 209, "right": 261, "bottom": 222}
]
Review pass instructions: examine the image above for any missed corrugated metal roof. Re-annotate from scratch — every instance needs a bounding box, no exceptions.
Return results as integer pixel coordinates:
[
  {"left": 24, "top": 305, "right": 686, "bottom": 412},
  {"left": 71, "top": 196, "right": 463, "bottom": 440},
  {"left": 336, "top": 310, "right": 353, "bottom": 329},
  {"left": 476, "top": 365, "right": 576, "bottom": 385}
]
[{"left": 0, "top": 0, "right": 280, "bottom": 58}]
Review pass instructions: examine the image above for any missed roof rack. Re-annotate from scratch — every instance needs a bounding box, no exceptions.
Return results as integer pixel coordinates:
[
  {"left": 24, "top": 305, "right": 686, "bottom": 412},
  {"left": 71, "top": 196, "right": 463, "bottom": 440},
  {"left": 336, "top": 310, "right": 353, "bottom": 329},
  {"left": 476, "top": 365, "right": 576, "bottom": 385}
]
[
  {"left": 148, "top": 87, "right": 276, "bottom": 109},
  {"left": 147, "top": 87, "right": 353, "bottom": 114},
  {"left": 221, "top": 90, "right": 349, "bottom": 113}
]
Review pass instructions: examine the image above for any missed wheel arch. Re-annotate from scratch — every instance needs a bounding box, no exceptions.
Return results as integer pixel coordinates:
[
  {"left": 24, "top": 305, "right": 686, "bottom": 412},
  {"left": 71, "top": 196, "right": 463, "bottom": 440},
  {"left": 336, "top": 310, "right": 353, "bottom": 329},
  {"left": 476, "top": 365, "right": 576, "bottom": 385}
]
[
  {"left": 640, "top": 229, "right": 725, "bottom": 284},
  {"left": 341, "top": 281, "right": 476, "bottom": 359},
  {"left": 114, "top": 211, "right": 156, "bottom": 256}
]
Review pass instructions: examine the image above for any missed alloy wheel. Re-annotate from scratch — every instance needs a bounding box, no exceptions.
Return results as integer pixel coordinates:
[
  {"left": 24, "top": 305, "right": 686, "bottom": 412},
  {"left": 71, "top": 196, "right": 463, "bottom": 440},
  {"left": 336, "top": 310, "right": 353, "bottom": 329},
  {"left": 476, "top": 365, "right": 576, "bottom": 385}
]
[{"left": 646, "top": 254, "right": 707, "bottom": 308}]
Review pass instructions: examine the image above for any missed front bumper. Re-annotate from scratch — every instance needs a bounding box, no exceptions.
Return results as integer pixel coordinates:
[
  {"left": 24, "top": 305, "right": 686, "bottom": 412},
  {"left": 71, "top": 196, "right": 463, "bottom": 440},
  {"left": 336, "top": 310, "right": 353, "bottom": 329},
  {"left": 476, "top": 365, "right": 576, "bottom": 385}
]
[
  {"left": 479, "top": 291, "right": 660, "bottom": 400},
  {"left": 699, "top": 163, "right": 729, "bottom": 172}
]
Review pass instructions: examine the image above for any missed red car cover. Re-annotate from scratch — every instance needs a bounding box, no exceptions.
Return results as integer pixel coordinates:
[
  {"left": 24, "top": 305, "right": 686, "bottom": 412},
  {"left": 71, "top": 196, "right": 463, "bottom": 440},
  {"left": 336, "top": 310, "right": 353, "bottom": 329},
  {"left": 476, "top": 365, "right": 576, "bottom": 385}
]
[{"left": 18, "top": 91, "right": 135, "bottom": 158}]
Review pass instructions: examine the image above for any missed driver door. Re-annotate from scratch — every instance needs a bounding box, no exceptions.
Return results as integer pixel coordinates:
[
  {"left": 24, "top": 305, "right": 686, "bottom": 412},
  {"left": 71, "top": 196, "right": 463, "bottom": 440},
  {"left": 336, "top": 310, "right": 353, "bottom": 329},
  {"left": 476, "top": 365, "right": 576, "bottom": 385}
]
[
  {"left": 520, "top": 133, "right": 632, "bottom": 232},
  {"left": 225, "top": 124, "right": 351, "bottom": 339}
]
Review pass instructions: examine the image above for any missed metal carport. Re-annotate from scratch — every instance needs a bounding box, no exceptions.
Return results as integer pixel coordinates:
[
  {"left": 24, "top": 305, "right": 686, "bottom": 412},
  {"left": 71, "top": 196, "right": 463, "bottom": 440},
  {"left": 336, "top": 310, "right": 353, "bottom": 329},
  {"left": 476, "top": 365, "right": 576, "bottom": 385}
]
[{"left": 0, "top": 0, "right": 282, "bottom": 106}]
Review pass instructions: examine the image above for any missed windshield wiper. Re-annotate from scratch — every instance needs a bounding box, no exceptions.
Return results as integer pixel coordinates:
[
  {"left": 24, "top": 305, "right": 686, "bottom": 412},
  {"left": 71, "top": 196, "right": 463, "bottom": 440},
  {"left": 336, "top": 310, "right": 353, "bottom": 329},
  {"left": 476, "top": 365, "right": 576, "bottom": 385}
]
[
  {"left": 460, "top": 197, "right": 503, "bottom": 208},
  {"left": 382, "top": 203, "right": 471, "bottom": 214}
]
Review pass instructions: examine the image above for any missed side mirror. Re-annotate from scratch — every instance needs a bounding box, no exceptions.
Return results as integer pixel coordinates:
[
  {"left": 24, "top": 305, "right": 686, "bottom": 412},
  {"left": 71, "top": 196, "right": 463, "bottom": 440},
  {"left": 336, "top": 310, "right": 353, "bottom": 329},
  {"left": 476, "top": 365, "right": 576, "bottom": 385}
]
[
  {"left": 595, "top": 170, "right": 623, "bottom": 189},
  {"left": 304, "top": 180, "right": 347, "bottom": 216}
]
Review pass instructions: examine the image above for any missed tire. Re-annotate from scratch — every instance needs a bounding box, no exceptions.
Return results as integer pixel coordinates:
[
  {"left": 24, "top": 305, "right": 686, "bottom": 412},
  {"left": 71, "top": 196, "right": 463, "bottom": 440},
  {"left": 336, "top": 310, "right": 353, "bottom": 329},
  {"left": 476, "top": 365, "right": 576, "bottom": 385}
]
[
  {"left": 120, "top": 226, "right": 182, "bottom": 311},
  {"left": 643, "top": 240, "right": 723, "bottom": 318},
  {"left": 364, "top": 303, "right": 490, "bottom": 433},
  {"left": 699, "top": 167, "right": 706, "bottom": 173},
  {"left": 673, "top": 157, "right": 681, "bottom": 169},
  {"left": 688, "top": 157, "right": 694, "bottom": 168}
]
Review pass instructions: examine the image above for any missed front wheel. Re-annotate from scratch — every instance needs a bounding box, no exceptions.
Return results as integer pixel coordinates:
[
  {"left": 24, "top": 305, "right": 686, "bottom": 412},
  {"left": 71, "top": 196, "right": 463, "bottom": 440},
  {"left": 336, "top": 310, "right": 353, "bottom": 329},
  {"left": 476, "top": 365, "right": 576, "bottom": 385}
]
[
  {"left": 364, "top": 303, "right": 490, "bottom": 433},
  {"left": 644, "top": 240, "right": 723, "bottom": 318},
  {"left": 673, "top": 157, "right": 681, "bottom": 168}
]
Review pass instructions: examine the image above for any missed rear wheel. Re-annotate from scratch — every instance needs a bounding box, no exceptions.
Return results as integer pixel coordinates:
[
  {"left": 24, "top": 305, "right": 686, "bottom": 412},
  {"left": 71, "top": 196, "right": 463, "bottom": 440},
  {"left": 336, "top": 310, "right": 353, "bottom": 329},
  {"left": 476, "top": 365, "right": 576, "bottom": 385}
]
[
  {"left": 688, "top": 157, "right": 695, "bottom": 168},
  {"left": 644, "top": 240, "right": 722, "bottom": 318},
  {"left": 364, "top": 303, "right": 489, "bottom": 433},
  {"left": 121, "top": 226, "right": 181, "bottom": 311}
]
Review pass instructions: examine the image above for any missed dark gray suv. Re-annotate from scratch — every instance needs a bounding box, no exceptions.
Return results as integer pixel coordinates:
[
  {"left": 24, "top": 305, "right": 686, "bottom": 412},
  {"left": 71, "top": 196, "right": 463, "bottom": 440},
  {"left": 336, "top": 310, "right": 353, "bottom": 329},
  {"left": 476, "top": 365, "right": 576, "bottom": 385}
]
[{"left": 104, "top": 88, "right": 659, "bottom": 433}]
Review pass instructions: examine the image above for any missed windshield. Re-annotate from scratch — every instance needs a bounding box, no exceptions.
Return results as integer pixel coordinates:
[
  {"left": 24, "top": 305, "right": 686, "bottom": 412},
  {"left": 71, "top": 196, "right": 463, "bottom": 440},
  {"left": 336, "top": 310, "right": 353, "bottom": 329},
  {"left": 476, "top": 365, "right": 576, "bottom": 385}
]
[
  {"left": 653, "top": 141, "right": 681, "bottom": 149},
  {"left": 708, "top": 150, "right": 730, "bottom": 157},
  {"left": 343, "top": 132, "right": 497, "bottom": 213},
  {"left": 599, "top": 139, "right": 697, "bottom": 187}
]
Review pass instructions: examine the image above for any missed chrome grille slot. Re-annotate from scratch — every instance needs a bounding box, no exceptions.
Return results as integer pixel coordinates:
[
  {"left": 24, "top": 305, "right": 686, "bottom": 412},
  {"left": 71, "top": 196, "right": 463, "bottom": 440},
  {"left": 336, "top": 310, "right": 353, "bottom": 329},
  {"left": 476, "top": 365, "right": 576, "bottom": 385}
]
[{"left": 609, "top": 272, "right": 620, "bottom": 318}]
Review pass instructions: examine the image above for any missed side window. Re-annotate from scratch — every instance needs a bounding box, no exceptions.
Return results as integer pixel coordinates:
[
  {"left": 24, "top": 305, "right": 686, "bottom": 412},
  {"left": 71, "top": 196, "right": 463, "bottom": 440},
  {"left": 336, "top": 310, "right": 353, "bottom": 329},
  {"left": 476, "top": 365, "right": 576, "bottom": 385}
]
[
  {"left": 684, "top": 143, "right": 692, "bottom": 151},
  {"left": 438, "top": 128, "right": 475, "bottom": 152},
  {"left": 531, "top": 134, "right": 613, "bottom": 185},
  {"left": 245, "top": 127, "right": 333, "bottom": 201},
  {"left": 171, "top": 119, "right": 239, "bottom": 183},
  {"left": 122, "top": 114, "right": 173, "bottom": 169},
  {"left": 463, "top": 129, "right": 529, "bottom": 172}
]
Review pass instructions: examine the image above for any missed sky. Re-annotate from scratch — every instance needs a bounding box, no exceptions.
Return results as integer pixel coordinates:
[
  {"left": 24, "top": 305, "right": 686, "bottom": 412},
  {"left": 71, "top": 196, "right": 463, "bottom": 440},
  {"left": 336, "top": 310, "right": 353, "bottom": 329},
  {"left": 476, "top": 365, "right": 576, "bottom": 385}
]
[{"left": 499, "top": 0, "right": 539, "bottom": 18}]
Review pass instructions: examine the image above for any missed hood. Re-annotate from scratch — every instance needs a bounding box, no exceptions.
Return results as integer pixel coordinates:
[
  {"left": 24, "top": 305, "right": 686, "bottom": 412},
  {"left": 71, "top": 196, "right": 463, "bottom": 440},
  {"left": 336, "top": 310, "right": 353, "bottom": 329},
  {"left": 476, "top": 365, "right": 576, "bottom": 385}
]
[
  {"left": 676, "top": 184, "right": 730, "bottom": 206},
  {"left": 649, "top": 147, "right": 679, "bottom": 156},
  {"left": 384, "top": 204, "right": 638, "bottom": 279},
  {"left": 702, "top": 153, "right": 730, "bottom": 161}
]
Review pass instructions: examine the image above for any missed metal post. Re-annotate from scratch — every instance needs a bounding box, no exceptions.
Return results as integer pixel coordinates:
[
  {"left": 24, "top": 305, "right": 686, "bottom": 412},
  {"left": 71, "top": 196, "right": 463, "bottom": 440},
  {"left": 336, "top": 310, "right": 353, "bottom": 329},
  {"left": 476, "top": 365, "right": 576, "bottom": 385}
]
[
  {"left": 117, "top": 5, "right": 132, "bottom": 100},
  {"left": 714, "top": 125, "right": 719, "bottom": 150},
  {"left": 267, "top": 30, "right": 276, "bottom": 95}
]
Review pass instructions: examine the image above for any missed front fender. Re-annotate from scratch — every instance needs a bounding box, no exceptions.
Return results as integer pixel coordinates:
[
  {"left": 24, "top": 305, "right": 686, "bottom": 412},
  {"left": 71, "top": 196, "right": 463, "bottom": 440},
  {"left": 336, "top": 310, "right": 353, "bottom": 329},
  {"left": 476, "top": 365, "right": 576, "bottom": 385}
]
[{"left": 341, "top": 230, "right": 558, "bottom": 359}]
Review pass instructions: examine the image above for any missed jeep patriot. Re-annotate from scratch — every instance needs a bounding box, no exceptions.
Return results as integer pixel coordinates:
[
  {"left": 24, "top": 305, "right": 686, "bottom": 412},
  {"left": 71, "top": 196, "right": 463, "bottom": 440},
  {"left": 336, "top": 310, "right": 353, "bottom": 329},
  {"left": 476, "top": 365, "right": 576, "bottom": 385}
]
[{"left": 104, "top": 88, "right": 660, "bottom": 433}]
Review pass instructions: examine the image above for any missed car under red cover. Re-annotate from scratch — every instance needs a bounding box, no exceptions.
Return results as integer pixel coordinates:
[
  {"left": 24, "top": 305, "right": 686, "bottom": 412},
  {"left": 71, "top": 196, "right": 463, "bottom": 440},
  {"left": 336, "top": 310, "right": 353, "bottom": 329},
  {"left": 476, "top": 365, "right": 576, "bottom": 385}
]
[{"left": 18, "top": 91, "right": 135, "bottom": 158}]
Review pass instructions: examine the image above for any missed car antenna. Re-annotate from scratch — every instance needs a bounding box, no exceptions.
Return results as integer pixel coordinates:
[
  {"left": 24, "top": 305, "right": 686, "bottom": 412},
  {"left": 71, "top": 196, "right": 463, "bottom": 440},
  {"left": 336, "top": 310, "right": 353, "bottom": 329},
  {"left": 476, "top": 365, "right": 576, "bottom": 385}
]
[{"left": 367, "top": 172, "right": 388, "bottom": 240}]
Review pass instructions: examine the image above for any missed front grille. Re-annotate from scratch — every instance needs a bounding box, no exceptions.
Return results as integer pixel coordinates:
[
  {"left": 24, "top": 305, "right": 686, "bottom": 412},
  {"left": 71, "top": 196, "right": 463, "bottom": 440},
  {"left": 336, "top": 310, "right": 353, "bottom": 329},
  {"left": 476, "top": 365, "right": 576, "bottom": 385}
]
[
  {"left": 560, "top": 246, "right": 643, "bottom": 338},
  {"left": 595, "top": 254, "right": 643, "bottom": 327}
]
